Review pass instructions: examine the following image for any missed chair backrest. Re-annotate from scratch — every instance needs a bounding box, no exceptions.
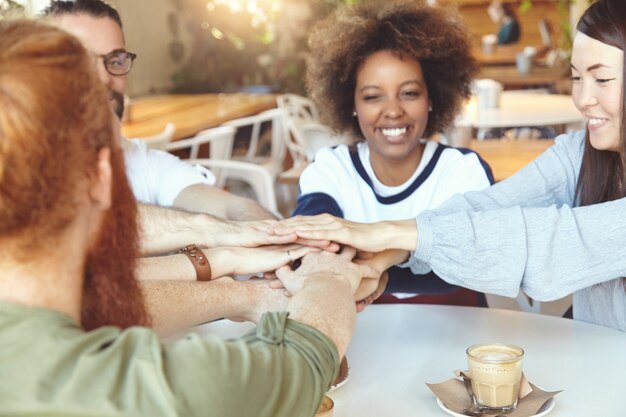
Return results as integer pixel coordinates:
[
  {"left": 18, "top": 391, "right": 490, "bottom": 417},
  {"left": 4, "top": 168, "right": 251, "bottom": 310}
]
[
  {"left": 165, "top": 125, "right": 235, "bottom": 159},
  {"left": 186, "top": 158, "right": 279, "bottom": 215},
  {"left": 165, "top": 125, "right": 236, "bottom": 187},
  {"left": 276, "top": 94, "right": 320, "bottom": 124},
  {"left": 277, "top": 94, "right": 348, "bottom": 164},
  {"left": 297, "top": 123, "right": 349, "bottom": 161},
  {"left": 221, "top": 108, "right": 287, "bottom": 177},
  {"left": 141, "top": 123, "right": 176, "bottom": 150}
]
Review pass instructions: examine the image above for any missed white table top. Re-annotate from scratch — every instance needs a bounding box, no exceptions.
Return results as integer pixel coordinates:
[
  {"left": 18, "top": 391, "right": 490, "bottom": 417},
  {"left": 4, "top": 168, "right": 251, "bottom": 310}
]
[
  {"left": 459, "top": 92, "right": 585, "bottom": 130},
  {"left": 193, "top": 305, "right": 626, "bottom": 417}
]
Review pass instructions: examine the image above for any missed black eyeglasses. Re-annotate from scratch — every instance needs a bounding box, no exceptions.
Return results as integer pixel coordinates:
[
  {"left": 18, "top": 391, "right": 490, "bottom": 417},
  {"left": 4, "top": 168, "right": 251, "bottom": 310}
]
[{"left": 94, "top": 49, "right": 137, "bottom": 76}]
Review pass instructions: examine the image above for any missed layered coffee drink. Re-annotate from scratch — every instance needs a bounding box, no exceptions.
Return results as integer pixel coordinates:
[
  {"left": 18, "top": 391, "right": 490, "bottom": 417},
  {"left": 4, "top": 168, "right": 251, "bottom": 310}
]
[{"left": 466, "top": 343, "right": 524, "bottom": 413}]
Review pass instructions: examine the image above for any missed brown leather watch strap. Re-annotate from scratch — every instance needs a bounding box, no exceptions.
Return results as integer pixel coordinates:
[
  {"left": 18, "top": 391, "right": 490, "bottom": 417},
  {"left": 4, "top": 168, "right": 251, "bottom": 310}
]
[{"left": 179, "top": 244, "right": 212, "bottom": 281}]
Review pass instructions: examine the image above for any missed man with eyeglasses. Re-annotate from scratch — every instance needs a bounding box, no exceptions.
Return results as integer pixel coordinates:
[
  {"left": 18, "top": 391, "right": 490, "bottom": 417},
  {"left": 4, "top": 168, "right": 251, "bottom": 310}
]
[
  {"left": 40, "top": 0, "right": 303, "bottom": 335},
  {"left": 91, "top": 48, "right": 137, "bottom": 114},
  {"left": 42, "top": 0, "right": 276, "bottom": 223}
]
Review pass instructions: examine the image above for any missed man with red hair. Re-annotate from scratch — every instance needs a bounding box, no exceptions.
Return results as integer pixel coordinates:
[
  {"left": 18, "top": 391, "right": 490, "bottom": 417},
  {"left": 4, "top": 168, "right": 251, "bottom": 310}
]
[
  {"left": 0, "top": 19, "right": 368, "bottom": 416},
  {"left": 40, "top": 0, "right": 317, "bottom": 334}
]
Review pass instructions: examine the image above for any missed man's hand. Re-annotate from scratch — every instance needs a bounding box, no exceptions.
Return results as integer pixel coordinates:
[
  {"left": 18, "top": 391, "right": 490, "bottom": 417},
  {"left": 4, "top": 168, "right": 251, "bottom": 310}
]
[
  {"left": 226, "top": 277, "right": 291, "bottom": 323},
  {"left": 213, "top": 219, "right": 338, "bottom": 250},
  {"left": 274, "top": 246, "right": 373, "bottom": 296}
]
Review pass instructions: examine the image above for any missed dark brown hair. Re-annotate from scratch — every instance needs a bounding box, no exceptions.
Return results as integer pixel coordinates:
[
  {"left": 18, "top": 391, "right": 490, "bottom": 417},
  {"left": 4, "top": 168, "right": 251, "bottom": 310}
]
[
  {"left": 575, "top": 0, "right": 626, "bottom": 206},
  {"left": 306, "top": 0, "right": 478, "bottom": 140},
  {"left": 500, "top": 3, "right": 517, "bottom": 20},
  {"left": 41, "top": 0, "right": 123, "bottom": 28}
]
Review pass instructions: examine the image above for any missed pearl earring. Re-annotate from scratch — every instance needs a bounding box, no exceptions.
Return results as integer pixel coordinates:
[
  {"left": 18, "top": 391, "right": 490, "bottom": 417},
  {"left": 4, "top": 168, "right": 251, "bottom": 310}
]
[
  {"left": 428, "top": 105, "right": 433, "bottom": 112},
  {"left": 353, "top": 111, "right": 357, "bottom": 116}
]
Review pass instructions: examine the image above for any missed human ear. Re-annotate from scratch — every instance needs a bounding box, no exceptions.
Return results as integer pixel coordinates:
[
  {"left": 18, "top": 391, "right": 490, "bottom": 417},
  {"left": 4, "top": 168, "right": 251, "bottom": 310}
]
[{"left": 89, "top": 147, "right": 112, "bottom": 210}]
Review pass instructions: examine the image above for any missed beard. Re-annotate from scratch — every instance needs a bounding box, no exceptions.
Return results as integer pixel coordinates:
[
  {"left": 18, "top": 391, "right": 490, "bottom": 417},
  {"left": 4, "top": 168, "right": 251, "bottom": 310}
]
[
  {"left": 80, "top": 144, "right": 149, "bottom": 331},
  {"left": 110, "top": 89, "right": 125, "bottom": 120}
]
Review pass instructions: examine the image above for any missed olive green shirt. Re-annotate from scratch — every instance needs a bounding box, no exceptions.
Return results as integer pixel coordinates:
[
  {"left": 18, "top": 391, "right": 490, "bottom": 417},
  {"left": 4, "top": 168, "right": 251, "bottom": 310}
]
[{"left": 0, "top": 301, "right": 339, "bottom": 417}]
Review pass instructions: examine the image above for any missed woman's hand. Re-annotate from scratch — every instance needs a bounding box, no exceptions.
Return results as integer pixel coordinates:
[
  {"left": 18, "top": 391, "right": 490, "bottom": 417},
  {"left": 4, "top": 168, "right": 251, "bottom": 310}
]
[
  {"left": 356, "top": 271, "right": 389, "bottom": 312},
  {"left": 208, "top": 244, "right": 320, "bottom": 278},
  {"left": 351, "top": 249, "right": 410, "bottom": 311},
  {"left": 269, "top": 214, "right": 418, "bottom": 253},
  {"left": 213, "top": 219, "right": 339, "bottom": 251}
]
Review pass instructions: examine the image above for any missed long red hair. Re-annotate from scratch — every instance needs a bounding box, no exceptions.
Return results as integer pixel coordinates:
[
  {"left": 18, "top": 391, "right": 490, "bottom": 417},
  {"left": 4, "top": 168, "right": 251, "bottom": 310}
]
[{"left": 0, "top": 20, "right": 148, "bottom": 329}]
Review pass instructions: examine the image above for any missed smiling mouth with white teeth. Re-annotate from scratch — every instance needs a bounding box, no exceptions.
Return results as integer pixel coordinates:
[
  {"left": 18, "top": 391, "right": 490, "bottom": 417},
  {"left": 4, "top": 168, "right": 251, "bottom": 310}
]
[
  {"left": 587, "top": 118, "right": 605, "bottom": 127},
  {"left": 380, "top": 127, "right": 408, "bottom": 137}
]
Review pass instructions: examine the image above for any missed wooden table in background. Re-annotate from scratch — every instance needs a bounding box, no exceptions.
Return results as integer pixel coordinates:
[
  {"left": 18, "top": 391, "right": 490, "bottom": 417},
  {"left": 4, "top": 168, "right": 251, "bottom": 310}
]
[
  {"left": 474, "top": 44, "right": 548, "bottom": 66},
  {"left": 470, "top": 138, "right": 554, "bottom": 182},
  {"left": 278, "top": 139, "right": 555, "bottom": 185},
  {"left": 478, "top": 65, "right": 569, "bottom": 90},
  {"left": 121, "top": 93, "right": 277, "bottom": 141}
]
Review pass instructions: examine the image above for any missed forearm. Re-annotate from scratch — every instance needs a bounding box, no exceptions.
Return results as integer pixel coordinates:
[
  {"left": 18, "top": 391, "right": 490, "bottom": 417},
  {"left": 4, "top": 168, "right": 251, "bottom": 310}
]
[
  {"left": 286, "top": 276, "right": 356, "bottom": 358},
  {"left": 225, "top": 196, "right": 276, "bottom": 220},
  {"left": 372, "top": 249, "right": 411, "bottom": 271},
  {"left": 173, "top": 183, "right": 276, "bottom": 221},
  {"left": 377, "top": 220, "right": 419, "bottom": 251},
  {"left": 412, "top": 199, "right": 626, "bottom": 300},
  {"left": 137, "top": 204, "right": 226, "bottom": 255},
  {"left": 141, "top": 279, "right": 250, "bottom": 337},
  {"left": 137, "top": 254, "right": 196, "bottom": 281},
  {"left": 137, "top": 248, "right": 244, "bottom": 281}
]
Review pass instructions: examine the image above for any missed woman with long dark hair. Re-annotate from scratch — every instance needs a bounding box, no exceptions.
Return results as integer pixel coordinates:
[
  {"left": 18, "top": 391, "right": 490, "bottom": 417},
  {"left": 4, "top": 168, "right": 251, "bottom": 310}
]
[{"left": 274, "top": 0, "right": 626, "bottom": 331}]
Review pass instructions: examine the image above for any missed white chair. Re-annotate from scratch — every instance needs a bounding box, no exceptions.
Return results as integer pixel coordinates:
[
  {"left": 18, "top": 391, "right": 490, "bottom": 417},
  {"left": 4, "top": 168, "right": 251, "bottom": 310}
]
[
  {"left": 141, "top": 122, "right": 176, "bottom": 150},
  {"left": 221, "top": 108, "right": 295, "bottom": 215},
  {"left": 277, "top": 94, "right": 348, "bottom": 164},
  {"left": 276, "top": 94, "right": 320, "bottom": 123},
  {"left": 221, "top": 108, "right": 286, "bottom": 178},
  {"left": 165, "top": 126, "right": 278, "bottom": 214},
  {"left": 297, "top": 122, "right": 348, "bottom": 160},
  {"left": 165, "top": 126, "right": 235, "bottom": 188},
  {"left": 186, "top": 158, "right": 279, "bottom": 214}
]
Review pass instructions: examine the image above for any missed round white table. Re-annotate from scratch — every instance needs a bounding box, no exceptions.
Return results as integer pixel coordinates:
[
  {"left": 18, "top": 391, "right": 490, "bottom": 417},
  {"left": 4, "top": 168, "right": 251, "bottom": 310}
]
[
  {"left": 459, "top": 92, "right": 584, "bottom": 130},
  {"left": 193, "top": 305, "right": 626, "bottom": 417}
]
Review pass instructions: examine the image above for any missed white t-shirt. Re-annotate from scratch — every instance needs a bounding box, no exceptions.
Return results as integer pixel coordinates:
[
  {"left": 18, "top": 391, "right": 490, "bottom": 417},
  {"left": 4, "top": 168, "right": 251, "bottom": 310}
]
[
  {"left": 294, "top": 140, "right": 493, "bottom": 222},
  {"left": 123, "top": 138, "right": 215, "bottom": 206}
]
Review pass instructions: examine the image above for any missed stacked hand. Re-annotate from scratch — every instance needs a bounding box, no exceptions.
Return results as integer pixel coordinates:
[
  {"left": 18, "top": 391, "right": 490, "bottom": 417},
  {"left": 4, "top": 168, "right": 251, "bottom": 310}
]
[
  {"left": 273, "top": 246, "right": 378, "bottom": 297},
  {"left": 209, "top": 214, "right": 415, "bottom": 310},
  {"left": 266, "top": 215, "right": 415, "bottom": 308},
  {"left": 210, "top": 244, "right": 321, "bottom": 278}
]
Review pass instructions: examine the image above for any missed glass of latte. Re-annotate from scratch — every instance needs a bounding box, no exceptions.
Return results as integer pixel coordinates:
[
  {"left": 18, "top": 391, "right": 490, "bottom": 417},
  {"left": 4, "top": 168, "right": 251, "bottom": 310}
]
[{"left": 466, "top": 343, "right": 524, "bottom": 413}]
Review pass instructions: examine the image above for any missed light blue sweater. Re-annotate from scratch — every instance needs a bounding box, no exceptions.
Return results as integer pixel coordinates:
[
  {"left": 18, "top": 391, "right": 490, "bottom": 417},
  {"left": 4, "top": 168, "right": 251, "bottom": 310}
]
[{"left": 405, "top": 131, "right": 626, "bottom": 331}]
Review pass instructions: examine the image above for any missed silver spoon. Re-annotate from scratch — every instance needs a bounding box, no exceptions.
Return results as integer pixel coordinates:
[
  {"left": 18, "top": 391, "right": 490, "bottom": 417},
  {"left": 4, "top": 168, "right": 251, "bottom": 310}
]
[
  {"left": 460, "top": 375, "right": 508, "bottom": 417},
  {"left": 461, "top": 375, "right": 482, "bottom": 415}
]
